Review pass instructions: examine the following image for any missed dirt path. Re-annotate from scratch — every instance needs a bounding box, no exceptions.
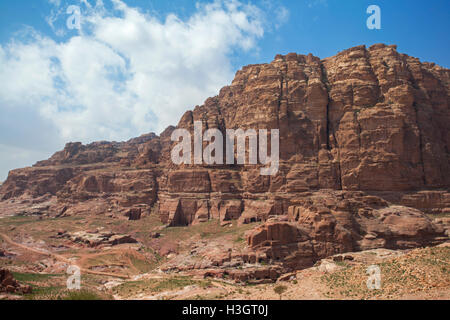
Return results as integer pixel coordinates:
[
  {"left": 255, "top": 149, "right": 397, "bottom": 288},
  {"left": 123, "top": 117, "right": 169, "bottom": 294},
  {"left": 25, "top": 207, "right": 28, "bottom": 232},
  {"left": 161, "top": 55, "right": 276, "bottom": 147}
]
[{"left": 0, "top": 232, "right": 129, "bottom": 279}]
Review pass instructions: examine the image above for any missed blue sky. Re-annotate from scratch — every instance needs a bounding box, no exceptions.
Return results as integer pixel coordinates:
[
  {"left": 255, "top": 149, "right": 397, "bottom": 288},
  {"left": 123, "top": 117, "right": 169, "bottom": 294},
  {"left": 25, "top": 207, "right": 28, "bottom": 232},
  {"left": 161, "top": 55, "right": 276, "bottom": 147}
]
[
  {"left": 1, "top": 0, "right": 449, "bottom": 68},
  {"left": 0, "top": 0, "right": 449, "bottom": 181}
]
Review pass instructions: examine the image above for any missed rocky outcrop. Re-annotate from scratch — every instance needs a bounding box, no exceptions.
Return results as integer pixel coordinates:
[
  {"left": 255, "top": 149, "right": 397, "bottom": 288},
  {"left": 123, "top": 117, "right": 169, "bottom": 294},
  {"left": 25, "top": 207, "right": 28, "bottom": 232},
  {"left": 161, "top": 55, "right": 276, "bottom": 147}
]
[
  {"left": 58, "top": 169, "right": 157, "bottom": 207},
  {"left": 244, "top": 190, "right": 446, "bottom": 271},
  {"left": 58, "top": 230, "right": 137, "bottom": 247},
  {"left": 153, "top": 43, "right": 449, "bottom": 228},
  {"left": 0, "top": 269, "right": 32, "bottom": 294},
  {"left": 35, "top": 133, "right": 161, "bottom": 167},
  {"left": 0, "top": 44, "right": 449, "bottom": 278},
  {"left": 0, "top": 166, "right": 75, "bottom": 200}
]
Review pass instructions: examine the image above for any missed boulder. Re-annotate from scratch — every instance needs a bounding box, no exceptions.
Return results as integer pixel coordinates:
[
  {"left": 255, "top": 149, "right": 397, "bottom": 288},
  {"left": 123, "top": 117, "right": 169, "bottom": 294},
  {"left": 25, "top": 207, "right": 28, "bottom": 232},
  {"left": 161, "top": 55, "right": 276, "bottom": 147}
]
[{"left": 0, "top": 269, "right": 32, "bottom": 294}]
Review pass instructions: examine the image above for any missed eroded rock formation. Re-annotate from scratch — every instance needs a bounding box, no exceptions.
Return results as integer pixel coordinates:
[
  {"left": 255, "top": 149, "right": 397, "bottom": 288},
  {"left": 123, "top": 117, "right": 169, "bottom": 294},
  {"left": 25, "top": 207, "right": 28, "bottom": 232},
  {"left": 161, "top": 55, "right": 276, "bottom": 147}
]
[
  {"left": 0, "top": 44, "right": 449, "bottom": 278},
  {"left": 0, "top": 269, "right": 32, "bottom": 294}
]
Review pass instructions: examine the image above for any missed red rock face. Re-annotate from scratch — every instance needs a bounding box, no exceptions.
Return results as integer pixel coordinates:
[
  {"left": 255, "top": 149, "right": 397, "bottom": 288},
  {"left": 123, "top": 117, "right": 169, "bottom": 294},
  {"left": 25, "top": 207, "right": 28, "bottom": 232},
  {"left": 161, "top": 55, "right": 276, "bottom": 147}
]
[
  {"left": 244, "top": 190, "right": 446, "bottom": 271},
  {"left": 0, "top": 44, "right": 448, "bottom": 271},
  {"left": 153, "top": 44, "right": 449, "bottom": 226}
]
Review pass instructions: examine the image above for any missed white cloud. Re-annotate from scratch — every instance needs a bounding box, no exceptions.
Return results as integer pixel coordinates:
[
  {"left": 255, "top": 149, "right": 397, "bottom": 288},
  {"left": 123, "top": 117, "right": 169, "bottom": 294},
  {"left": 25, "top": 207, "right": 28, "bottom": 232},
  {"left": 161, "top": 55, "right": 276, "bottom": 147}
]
[{"left": 0, "top": 0, "right": 289, "bottom": 180}]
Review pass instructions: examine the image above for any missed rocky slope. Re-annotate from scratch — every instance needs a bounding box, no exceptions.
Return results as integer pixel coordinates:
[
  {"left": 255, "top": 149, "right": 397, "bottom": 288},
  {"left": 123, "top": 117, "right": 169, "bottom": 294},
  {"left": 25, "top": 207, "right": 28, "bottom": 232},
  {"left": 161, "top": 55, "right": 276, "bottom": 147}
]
[{"left": 0, "top": 44, "right": 449, "bottom": 280}]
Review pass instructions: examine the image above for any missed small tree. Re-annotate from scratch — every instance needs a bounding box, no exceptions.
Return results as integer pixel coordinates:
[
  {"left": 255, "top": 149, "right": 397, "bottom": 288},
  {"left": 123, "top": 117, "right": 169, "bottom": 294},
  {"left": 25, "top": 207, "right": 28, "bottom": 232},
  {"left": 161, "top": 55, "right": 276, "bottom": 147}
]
[{"left": 274, "top": 285, "right": 287, "bottom": 300}]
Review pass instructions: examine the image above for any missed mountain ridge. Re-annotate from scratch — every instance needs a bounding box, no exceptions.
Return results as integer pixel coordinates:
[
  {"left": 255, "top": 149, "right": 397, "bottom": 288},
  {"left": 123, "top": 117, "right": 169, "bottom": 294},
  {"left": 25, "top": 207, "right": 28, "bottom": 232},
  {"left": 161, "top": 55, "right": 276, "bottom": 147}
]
[{"left": 0, "top": 43, "right": 449, "bottom": 281}]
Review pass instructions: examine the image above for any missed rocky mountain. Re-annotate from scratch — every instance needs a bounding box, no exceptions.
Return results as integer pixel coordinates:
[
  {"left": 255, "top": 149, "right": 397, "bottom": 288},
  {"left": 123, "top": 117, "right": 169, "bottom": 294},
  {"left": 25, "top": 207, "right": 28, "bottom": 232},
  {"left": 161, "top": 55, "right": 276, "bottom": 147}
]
[{"left": 1, "top": 44, "right": 449, "bottom": 280}]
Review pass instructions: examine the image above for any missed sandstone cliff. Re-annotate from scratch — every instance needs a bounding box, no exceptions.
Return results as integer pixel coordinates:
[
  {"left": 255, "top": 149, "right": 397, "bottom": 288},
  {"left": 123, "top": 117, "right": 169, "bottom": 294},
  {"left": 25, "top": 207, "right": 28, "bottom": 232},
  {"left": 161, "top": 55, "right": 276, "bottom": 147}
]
[{"left": 0, "top": 44, "right": 449, "bottom": 276}]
